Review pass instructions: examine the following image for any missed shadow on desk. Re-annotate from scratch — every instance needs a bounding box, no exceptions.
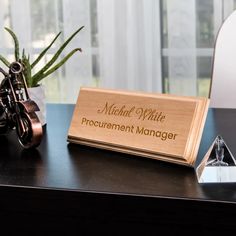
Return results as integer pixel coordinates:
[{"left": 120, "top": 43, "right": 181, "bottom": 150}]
[{"left": 67, "top": 143, "right": 200, "bottom": 197}]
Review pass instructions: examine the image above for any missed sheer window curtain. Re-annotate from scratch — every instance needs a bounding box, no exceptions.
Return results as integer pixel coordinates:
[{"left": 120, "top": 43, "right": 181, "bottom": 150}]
[
  {"left": 166, "top": 0, "right": 197, "bottom": 96},
  {"left": 97, "top": 0, "right": 162, "bottom": 93},
  {"left": 62, "top": 0, "right": 93, "bottom": 103},
  {"left": 1, "top": 0, "right": 236, "bottom": 103},
  {"left": 164, "top": 0, "right": 236, "bottom": 97},
  {"left": 0, "top": 0, "right": 93, "bottom": 103}
]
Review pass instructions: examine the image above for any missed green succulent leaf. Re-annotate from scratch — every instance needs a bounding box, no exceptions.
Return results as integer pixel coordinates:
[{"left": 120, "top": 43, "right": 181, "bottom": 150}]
[
  {"left": 4, "top": 27, "right": 20, "bottom": 61},
  {"left": 22, "top": 48, "right": 25, "bottom": 58},
  {"left": 32, "top": 26, "right": 84, "bottom": 83},
  {"left": 34, "top": 48, "right": 82, "bottom": 86},
  {"left": 31, "top": 32, "right": 61, "bottom": 69},
  {"left": 22, "top": 54, "right": 32, "bottom": 87},
  {"left": 0, "top": 55, "right": 10, "bottom": 67}
]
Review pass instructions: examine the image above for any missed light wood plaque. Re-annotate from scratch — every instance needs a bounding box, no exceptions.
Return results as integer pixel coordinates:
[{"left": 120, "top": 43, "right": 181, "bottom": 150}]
[{"left": 67, "top": 87, "right": 209, "bottom": 167}]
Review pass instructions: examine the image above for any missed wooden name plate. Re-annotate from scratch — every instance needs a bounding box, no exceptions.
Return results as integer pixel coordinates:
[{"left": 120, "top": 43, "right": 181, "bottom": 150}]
[{"left": 67, "top": 87, "right": 209, "bottom": 167}]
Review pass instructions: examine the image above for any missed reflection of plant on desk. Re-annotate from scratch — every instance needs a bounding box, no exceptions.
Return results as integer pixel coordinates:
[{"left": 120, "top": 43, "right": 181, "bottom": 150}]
[{"left": 0, "top": 26, "right": 84, "bottom": 87}]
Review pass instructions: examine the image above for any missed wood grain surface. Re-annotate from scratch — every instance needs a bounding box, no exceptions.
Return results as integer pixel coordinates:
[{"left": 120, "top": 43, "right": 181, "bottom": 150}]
[{"left": 68, "top": 87, "right": 209, "bottom": 166}]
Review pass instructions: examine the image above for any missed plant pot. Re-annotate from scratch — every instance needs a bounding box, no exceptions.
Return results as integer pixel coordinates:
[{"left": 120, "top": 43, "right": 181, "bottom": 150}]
[{"left": 28, "top": 85, "right": 46, "bottom": 126}]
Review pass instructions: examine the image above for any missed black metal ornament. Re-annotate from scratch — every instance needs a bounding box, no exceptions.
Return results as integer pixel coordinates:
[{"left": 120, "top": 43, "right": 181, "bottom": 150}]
[{"left": 0, "top": 61, "right": 43, "bottom": 148}]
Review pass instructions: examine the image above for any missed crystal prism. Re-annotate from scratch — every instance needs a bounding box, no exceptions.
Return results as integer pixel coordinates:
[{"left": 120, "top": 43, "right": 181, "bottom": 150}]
[{"left": 196, "top": 135, "right": 236, "bottom": 183}]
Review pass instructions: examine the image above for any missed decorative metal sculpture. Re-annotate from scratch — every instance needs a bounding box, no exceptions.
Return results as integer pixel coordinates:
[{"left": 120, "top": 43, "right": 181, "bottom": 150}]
[{"left": 0, "top": 61, "right": 43, "bottom": 148}]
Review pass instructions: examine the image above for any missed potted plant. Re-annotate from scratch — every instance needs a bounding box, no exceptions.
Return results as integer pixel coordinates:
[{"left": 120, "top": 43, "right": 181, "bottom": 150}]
[{"left": 0, "top": 26, "right": 84, "bottom": 125}]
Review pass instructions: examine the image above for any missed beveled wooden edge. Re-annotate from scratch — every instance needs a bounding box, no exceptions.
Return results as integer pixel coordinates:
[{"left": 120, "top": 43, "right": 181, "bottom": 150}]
[
  {"left": 184, "top": 98, "right": 210, "bottom": 165},
  {"left": 68, "top": 134, "right": 184, "bottom": 160},
  {"left": 67, "top": 135, "right": 193, "bottom": 167},
  {"left": 80, "top": 87, "right": 208, "bottom": 103}
]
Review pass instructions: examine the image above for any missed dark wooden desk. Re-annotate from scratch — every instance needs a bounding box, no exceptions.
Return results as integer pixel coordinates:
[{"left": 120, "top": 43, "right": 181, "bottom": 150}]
[{"left": 0, "top": 104, "right": 236, "bottom": 234}]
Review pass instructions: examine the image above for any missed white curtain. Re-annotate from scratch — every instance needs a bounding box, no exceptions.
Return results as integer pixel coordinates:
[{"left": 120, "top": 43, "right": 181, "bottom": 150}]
[
  {"left": 1, "top": 0, "right": 236, "bottom": 103},
  {"left": 0, "top": 0, "right": 93, "bottom": 103},
  {"left": 0, "top": 0, "right": 9, "bottom": 51},
  {"left": 166, "top": 0, "right": 197, "bottom": 96},
  {"left": 62, "top": 0, "right": 93, "bottom": 103},
  {"left": 165, "top": 0, "right": 236, "bottom": 97},
  {"left": 10, "top": 0, "right": 31, "bottom": 52},
  {"left": 97, "top": 0, "right": 162, "bottom": 93}
]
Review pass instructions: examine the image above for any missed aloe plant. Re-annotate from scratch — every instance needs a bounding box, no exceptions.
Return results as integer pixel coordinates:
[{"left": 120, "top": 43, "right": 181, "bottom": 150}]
[{"left": 0, "top": 26, "right": 84, "bottom": 87}]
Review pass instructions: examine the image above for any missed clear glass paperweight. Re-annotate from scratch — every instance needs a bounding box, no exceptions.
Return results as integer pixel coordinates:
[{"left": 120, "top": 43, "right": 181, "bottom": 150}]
[{"left": 196, "top": 135, "right": 236, "bottom": 183}]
